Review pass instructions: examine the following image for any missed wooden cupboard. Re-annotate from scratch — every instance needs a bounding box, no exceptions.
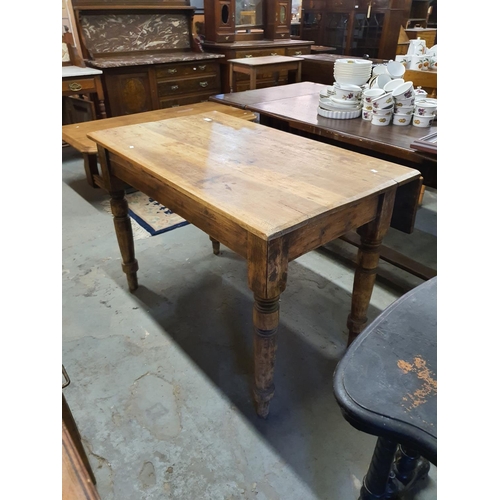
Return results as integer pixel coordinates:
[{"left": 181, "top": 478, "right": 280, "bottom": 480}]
[{"left": 299, "top": 0, "right": 412, "bottom": 60}]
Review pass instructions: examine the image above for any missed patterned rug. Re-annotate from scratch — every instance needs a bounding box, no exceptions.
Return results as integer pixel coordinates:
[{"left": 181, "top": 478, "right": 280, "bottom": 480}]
[{"left": 101, "top": 191, "right": 189, "bottom": 240}]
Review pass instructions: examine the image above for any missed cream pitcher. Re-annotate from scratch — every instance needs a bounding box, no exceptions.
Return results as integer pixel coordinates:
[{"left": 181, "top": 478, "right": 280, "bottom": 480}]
[{"left": 407, "top": 37, "right": 426, "bottom": 56}]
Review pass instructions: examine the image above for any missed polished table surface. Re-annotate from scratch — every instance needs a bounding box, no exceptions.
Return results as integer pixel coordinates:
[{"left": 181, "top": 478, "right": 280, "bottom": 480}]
[
  {"left": 88, "top": 110, "right": 420, "bottom": 418},
  {"left": 62, "top": 101, "right": 257, "bottom": 188},
  {"left": 210, "top": 82, "right": 437, "bottom": 185}
]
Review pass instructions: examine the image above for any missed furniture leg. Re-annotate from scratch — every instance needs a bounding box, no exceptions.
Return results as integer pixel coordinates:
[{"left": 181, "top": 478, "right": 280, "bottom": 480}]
[
  {"left": 250, "top": 70, "right": 257, "bottom": 90},
  {"left": 360, "top": 437, "right": 399, "bottom": 500},
  {"left": 252, "top": 294, "right": 280, "bottom": 418},
  {"left": 209, "top": 236, "right": 220, "bottom": 255},
  {"left": 110, "top": 190, "right": 139, "bottom": 291},
  {"left": 62, "top": 393, "right": 96, "bottom": 485},
  {"left": 393, "top": 445, "right": 430, "bottom": 487},
  {"left": 83, "top": 153, "right": 99, "bottom": 188},
  {"left": 347, "top": 189, "right": 397, "bottom": 345},
  {"left": 229, "top": 64, "right": 234, "bottom": 93}
]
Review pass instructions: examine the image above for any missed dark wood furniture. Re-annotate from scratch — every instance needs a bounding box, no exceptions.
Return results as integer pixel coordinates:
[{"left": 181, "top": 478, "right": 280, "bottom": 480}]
[
  {"left": 333, "top": 276, "right": 437, "bottom": 499},
  {"left": 62, "top": 66, "right": 107, "bottom": 120},
  {"left": 63, "top": 366, "right": 100, "bottom": 500},
  {"left": 300, "top": 0, "right": 413, "bottom": 60},
  {"left": 71, "top": 0, "right": 225, "bottom": 117},
  {"left": 88, "top": 111, "right": 420, "bottom": 418},
  {"left": 62, "top": 101, "right": 256, "bottom": 188},
  {"left": 299, "top": 53, "right": 385, "bottom": 85},
  {"left": 210, "top": 82, "right": 437, "bottom": 189},
  {"left": 405, "top": 0, "right": 431, "bottom": 28},
  {"left": 228, "top": 55, "right": 302, "bottom": 91},
  {"left": 203, "top": 39, "right": 314, "bottom": 93}
]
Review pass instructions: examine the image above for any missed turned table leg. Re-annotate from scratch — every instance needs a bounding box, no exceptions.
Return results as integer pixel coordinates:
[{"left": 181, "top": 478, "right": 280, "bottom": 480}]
[
  {"left": 110, "top": 190, "right": 139, "bottom": 291},
  {"left": 347, "top": 190, "right": 396, "bottom": 345},
  {"left": 360, "top": 437, "right": 399, "bottom": 500},
  {"left": 252, "top": 294, "right": 280, "bottom": 418}
]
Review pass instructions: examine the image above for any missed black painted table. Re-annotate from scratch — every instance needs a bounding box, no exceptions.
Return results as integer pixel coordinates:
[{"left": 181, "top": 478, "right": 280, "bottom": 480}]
[{"left": 333, "top": 277, "right": 437, "bottom": 499}]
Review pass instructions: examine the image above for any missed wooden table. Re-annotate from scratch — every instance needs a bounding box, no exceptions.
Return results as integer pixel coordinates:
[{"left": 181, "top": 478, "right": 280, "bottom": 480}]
[
  {"left": 227, "top": 55, "right": 303, "bottom": 92},
  {"left": 88, "top": 110, "right": 420, "bottom": 418},
  {"left": 210, "top": 82, "right": 437, "bottom": 188},
  {"left": 62, "top": 102, "right": 256, "bottom": 188},
  {"left": 62, "top": 65, "right": 107, "bottom": 119},
  {"left": 210, "top": 82, "right": 437, "bottom": 280}
]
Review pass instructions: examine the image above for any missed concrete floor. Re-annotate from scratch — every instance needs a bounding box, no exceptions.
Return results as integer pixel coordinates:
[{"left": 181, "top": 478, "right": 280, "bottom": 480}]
[{"left": 62, "top": 144, "right": 437, "bottom": 500}]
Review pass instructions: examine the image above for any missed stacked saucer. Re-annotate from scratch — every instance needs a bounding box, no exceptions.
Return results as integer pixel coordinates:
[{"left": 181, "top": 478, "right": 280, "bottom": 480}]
[
  {"left": 318, "top": 82, "right": 362, "bottom": 119},
  {"left": 334, "top": 58, "right": 373, "bottom": 86}
]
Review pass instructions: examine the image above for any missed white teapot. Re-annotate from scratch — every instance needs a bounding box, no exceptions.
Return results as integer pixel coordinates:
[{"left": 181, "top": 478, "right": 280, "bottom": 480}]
[{"left": 407, "top": 38, "right": 426, "bottom": 56}]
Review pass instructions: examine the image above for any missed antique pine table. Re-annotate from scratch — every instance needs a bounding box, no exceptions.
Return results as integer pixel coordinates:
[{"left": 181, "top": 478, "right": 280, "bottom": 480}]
[
  {"left": 227, "top": 55, "right": 303, "bottom": 92},
  {"left": 88, "top": 111, "right": 421, "bottom": 418},
  {"left": 62, "top": 101, "right": 256, "bottom": 188}
]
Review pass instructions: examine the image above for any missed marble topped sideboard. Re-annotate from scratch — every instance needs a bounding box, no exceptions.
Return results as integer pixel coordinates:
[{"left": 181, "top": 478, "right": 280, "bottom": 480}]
[{"left": 73, "top": 7, "right": 225, "bottom": 116}]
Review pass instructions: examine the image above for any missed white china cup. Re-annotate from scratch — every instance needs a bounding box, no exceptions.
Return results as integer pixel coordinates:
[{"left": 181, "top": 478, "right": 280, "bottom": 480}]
[
  {"left": 393, "top": 115, "right": 411, "bottom": 126},
  {"left": 383, "top": 79, "right": 405, "bottom": 93},
  {"left": 392, "top": 82, "right": 415, "bottom": 100},
  {"left": 371, "top": 93, "right": 394, "bottom": 109},
  {"left": 371, "top": 114, "right": 392, "bottom": 126},
  {"left": 414, "top": 102, "right": 437, "bottom": 116},
  {"left": 412, "top": 114, "right": 434, "bottom": 127},
  {"left": 363, "top": 88, "right": 385, "bottom": 103},
  {"left": 393, "top": 105, "right": 414, "bottom": 115},
  {"left": 386, "top": 60, "right": 405, "bottom": 79}
]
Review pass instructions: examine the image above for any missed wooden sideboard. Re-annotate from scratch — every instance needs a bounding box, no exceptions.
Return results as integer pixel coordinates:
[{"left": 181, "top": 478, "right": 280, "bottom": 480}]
[
  {"left": 203, "top": 39, "right": 313, "bottom": 93},
  {"left": 72, "top": 2, "right": 225, "bottom": 117}
]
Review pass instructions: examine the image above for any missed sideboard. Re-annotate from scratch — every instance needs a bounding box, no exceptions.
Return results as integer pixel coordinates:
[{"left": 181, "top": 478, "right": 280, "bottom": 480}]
[{"left": 71, "top": 1, "right": 225, "bottom": 117}]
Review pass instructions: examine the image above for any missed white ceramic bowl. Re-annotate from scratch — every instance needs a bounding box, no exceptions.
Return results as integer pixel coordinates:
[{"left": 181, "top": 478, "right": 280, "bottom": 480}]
[
  {"left": 335, "top": 75, "right": 371, "bottom": 86},
  {"left": 371, "top": 114, "right": 391, "bottom": 126},
  {"left": 330, "top": 97, "right": 362, "bottom": 108},
  {"left": 330, "top": 83, "right": 362, "bottom": 101},
  {"left": 394, "top": 96, "right": 416, "bottom": 107},
  {"left": 372, "top": 74, "right": 392, "bottom": 90},
  {"left": 372, "top": 106, "right": 393, "bottom": 116},
  {"left": 414, "top": 102, "right": 437, "bottom": 116},
  {"left": 392, "top": 81, "right": 415, "bottom": 100},
  {"left": 383, "top": 78, "right": 405, "bottom": 93},
  {"left": 335, "top": 58, "right": 372, "bottom": 67},
  {"left": 412, "top": 114, "right": 434, "bottom": 127},
  {"left": 393, "top": 105, "right": 414, "bottom": 115},
  {"left": 371, "top": 93, "right": 394, "bottom": 109},
  {"left": 372, "top": 64, "right": 389, "bottom": 76},
  {"left": 362, "top": 109, "right": 373, "bottom": 121},
  {"left": 363, "top": 88, "right": 385, "bottom": 103},
  {"left": 386, "top": 60, "right": 405, "bottom": 78},
  {"left": 393, "top": 115, "right": 411, "bottom": 126}
]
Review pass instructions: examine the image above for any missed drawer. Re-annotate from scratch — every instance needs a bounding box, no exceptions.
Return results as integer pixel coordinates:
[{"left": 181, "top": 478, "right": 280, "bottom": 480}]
[
  {"left": 285, "top": 46, "right": 311, "bottom": 56},
  {"left": 159, "top": 91, "right": 219, "bottom": 109},
  {"left": 62, "top": 77, "right": 97, "bottom": 93},
  {"left": 157, "top": 75, "right": 220, "bottom": 97},
  {"left": 156, "top": 62, "right": 219, "bottom": 80},
  {"left": 234, "top": 48, "right": 286, "bottom": 58}
]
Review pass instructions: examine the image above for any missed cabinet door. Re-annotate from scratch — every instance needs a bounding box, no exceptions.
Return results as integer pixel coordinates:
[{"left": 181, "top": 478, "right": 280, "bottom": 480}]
[
  {"left": 349, "top": 10, "right": 385, "bottom": 58},
  {"left": 321, "top": 11, "right": 351, "bottom": 54},
  {"left": 265, "top": 0, "right": 292, "bottom": 39},
  {"left": 204, "top": 0, "right": 236, "bottom": 43},
  {"left": 104, "top": 69, "right": 154, "bottom": 117},
  {"left": 300, "top": 10, "right": 322, "bottom": 44}
]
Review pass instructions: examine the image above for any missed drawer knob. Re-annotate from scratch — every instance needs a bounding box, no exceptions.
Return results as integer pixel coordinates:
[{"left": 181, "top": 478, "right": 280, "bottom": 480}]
[
  {"left": 167, "top": 68, "right": 177, "bottom": 74},
  {"left": 270, "top": 52, "right": 278, "bottom": 56},
  {"left": 295, "top": 51, "right": 302, "bottom": 55},
  {"left": 199, "top": 65, "right": 206, "bottom": 71},
  {"left": 245, "top": 54, "right": 253, "bottom": 58},
  {"left": 68, "top": 82, "right": 82, "bottom": 91},
  {"left": 199, "top": 81, "right": 209, "bottom": 88},
  {"left": 171, "top": 85, "right": 179, "bottom": 91}
]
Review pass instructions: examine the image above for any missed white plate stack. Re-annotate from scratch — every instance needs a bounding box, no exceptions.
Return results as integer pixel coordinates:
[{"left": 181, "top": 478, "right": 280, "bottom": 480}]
[{"left": 334, "top": 58, "right": 373, "bottom": 86}]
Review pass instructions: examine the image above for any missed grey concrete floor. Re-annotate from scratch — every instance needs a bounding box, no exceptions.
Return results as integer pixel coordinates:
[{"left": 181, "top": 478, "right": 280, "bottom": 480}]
[{"left": 62, "top": 145, "right": 437, "bottom": 500}]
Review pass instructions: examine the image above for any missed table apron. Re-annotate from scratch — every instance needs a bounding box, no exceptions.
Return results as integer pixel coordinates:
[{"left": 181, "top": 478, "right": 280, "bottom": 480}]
[
  {"left": 284, "top": 195, "right": 380, "bottom": 261},
  {"left": 107, "top": 152, "right": 248, "bottom": 259}
]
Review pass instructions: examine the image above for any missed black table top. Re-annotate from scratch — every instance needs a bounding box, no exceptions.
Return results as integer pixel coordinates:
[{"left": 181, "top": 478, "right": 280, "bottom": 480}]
[{"left": 333, "top": 277, "right": 437, "bottom": 464}]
